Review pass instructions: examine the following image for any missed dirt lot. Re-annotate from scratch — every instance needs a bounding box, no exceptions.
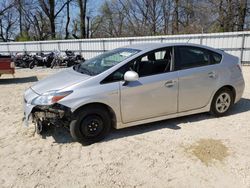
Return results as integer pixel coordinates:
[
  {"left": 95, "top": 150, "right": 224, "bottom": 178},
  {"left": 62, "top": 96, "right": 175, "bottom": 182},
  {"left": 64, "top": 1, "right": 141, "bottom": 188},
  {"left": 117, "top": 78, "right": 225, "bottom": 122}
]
[{"left": 0, "top": 67, "right": 250, "bottom": 188}]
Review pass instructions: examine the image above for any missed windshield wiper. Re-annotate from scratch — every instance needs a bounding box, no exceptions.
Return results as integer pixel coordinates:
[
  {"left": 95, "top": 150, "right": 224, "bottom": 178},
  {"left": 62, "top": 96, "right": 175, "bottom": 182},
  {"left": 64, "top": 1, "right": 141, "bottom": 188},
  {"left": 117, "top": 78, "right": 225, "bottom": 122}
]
[
  {"left": 73, "top": 64, "right": 93, "bottom": 75},
  {"left": 79, "top": 66, "right": 93, "bottom": 76}
]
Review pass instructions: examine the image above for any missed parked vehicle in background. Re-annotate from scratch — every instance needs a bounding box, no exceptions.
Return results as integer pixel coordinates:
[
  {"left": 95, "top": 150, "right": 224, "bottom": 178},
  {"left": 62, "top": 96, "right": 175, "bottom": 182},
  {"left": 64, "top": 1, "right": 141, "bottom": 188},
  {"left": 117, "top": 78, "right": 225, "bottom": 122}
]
[
  {"left": 51, "top": 50, "right": 85, "bottom": 68},
  {"left": 29, "top": 52, "right": 47, "bottom": 69},
  {"left": 50, "top": 50, "right": 64, "bottom": 68},
  {"left": 0, "top": 54, "right": 15, "bottom": 77},
  {"left": 43, "top": 51, "right": 55, "bottom": 68},
  {"left": 23, "top": 43, "right": 245, "bottom": 145},
  {"left": 14, "top": 52, "right": 33, "bottom": 68},
  {"left": 14, "top": 52, "right": 25, "bottom": 67},
  {"left": 63, "top": 50, "right": 85, "bottom": 67},
  {"left": 12, "top": 50, "right": 85, "bottom": 69}
]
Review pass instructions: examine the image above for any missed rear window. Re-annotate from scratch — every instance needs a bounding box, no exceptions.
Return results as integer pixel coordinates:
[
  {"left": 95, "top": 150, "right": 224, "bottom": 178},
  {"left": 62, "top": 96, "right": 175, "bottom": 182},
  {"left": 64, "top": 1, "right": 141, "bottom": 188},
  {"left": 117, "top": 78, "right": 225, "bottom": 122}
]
[
  {"left": 175, "top": 46, "right": 222, "bottom": 70},
  {"left": 210, "top": 51, "right": 222, "bottom": 64}
]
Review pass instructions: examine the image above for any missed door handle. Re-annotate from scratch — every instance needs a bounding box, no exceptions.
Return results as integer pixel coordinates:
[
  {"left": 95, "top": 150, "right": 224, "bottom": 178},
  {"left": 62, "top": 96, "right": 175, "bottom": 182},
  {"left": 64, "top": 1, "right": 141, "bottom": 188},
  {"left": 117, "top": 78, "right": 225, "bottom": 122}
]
[
  {"left": 165, "top": 80, "right": 176, "bottom": 87},
  {"left": 208, "top": 71, "right": 216, "bottom": 78}
]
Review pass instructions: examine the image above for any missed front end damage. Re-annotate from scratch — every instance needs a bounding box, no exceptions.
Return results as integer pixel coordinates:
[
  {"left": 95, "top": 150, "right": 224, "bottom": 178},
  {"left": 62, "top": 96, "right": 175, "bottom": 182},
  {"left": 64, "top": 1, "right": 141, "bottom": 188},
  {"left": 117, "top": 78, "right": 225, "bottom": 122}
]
[{"left": 30, "top": 104, "right": 72, "bottom": 133}]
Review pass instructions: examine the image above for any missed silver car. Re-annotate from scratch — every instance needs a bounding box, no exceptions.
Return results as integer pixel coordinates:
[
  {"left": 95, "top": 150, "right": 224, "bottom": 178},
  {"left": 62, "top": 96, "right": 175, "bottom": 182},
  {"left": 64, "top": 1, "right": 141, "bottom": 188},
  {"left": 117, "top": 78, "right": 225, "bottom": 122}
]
[{"left": 24, "top": 43, "right": 245, "bottom": 144}]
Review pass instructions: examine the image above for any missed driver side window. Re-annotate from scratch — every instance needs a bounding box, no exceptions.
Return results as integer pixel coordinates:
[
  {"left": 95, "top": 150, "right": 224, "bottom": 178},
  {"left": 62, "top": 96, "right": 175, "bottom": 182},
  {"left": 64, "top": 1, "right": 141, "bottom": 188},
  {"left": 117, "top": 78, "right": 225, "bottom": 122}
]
[
  {"left": 137, "top": 47, "right": 172, "bottom": 77},
  {"left": 101, "top": 47, "right": 173, "bottom": 84},
  {"left": 101, "top": 61, "right": 135, "bottom": 84}
]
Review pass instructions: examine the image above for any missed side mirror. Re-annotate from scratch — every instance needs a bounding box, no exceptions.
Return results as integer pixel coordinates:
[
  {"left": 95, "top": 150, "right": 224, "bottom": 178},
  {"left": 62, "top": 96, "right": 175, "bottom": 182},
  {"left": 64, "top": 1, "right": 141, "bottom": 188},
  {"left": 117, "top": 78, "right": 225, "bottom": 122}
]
[{"left": 124, "top": 71, "right": 139, "bottom": 82}]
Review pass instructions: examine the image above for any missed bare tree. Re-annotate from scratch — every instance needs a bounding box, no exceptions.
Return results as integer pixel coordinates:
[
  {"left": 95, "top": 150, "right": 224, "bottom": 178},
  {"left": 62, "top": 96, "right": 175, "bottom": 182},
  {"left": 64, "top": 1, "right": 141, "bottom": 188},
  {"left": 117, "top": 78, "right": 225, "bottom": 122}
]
[
  {"left": 0, "top": 0, "right": 16, "bottom": 16},
  {"left": 0, "top": 0, "right": 249, "bottom": 41},
  {"left": 172, "top": 0, "right": 179, "bottom": 34},
  {"left": 237, "top": 0, "right": 248, "bottom": 31},
  {"left": 162, "top": 0, "right": 172, "bottom": 34},
  {"left": 0, "top": 10, "right": 17, "bottom": 41},
  {"left": 78, "top": 0, "right": 87, "bottom": 38},
  {"left": 0, "top": 0, "right": 17, "bottom": 41},
  {"left": 65, "top": 0, "right": 71, "bottom": 39},
  {"left": 38, "top": 0, "right": 71, "bottom": 39},
  {"left": 16, "top": 0, "right": 23, "bottom": 36}
]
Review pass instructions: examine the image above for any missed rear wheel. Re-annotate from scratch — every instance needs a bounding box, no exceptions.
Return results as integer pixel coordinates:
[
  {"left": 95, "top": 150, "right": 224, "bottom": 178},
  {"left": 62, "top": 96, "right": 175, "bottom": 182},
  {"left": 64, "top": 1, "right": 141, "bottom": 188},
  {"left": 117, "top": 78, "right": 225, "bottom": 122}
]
[
  {"left": 70, "top": 105, "right": 111, "bottom": 145},
  {"left": 29, "top": 61, "right": 35, "bottom": 69},
  {"left": 210, "top": 88, "right": 233, "bottom": 116},
  {"left": 45, "top": 60, "right": 51, "bottom": 68}
]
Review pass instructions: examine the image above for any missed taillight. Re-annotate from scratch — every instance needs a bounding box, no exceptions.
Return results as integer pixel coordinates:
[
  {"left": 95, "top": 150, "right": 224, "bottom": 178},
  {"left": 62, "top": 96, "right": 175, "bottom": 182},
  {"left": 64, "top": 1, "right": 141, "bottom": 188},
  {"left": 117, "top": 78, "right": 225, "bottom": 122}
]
[{"left": 10, "top": 62, "right": 15, "bottom": 68}]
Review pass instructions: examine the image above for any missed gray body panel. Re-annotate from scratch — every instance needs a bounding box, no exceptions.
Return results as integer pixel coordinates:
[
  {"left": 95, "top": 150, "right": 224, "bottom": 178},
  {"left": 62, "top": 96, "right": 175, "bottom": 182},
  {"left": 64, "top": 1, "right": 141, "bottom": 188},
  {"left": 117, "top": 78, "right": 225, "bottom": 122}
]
[{"left": 31, "top": 68, "right": 91, "bottom": 94}]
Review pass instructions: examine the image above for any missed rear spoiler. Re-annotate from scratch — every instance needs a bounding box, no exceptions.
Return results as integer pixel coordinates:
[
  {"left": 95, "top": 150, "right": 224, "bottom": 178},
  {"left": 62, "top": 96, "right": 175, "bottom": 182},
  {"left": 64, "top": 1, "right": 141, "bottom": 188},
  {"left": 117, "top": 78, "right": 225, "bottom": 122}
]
[{"left": 216, "top": 48, "right": 224, "bottom": 52}]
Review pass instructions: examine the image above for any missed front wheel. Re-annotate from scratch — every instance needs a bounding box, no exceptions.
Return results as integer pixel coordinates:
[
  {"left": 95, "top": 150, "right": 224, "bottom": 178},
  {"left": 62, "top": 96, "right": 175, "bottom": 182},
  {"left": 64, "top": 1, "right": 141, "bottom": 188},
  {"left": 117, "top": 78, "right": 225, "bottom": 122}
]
[
  {"left": 70, "top": 106, "right": 111, "bottom": 145},
  {"left": 210, "top": 88, "right": 233, "bottom": 117}
]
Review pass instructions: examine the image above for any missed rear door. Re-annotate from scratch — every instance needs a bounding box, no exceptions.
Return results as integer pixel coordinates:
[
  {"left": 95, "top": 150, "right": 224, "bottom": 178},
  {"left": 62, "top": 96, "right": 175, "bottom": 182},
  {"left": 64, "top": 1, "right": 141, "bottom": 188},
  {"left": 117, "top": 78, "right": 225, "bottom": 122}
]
[{"left": 175, "top": 46, "right": 222, "bottom": 112}]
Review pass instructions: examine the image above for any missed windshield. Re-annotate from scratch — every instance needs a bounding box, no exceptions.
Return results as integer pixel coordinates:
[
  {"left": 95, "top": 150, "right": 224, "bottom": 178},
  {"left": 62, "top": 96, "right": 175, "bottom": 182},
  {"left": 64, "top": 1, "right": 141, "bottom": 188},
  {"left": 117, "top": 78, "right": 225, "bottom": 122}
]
[{"left": 74, "top": 48, "right": 140, "bottom": 76}]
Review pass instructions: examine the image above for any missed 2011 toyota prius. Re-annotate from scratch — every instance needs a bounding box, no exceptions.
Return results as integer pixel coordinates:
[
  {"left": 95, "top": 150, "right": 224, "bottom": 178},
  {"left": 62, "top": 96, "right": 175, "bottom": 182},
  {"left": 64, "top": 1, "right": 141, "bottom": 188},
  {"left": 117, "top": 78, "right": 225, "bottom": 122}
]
[{"left": 24, "top": 43, "right": 245, "bottom": 145}]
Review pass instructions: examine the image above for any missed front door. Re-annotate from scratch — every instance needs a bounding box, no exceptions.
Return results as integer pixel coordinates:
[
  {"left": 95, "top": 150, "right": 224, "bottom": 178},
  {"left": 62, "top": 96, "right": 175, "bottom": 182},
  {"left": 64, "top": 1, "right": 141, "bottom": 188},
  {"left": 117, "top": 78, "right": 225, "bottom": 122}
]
[{"left": 120, "top": 47, "right": 178, "bottom": 123}]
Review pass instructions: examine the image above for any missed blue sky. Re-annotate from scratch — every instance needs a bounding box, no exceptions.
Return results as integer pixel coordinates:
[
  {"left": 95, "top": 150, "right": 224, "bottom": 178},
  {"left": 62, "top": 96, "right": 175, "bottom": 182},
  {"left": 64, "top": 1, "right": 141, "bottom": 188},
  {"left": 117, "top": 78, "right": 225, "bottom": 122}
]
[
  {"left": 89, "top": 0, "right": 103, "bottom": 15},
  {"left": 71, "top": 0, "right": 104, "bottom": 17},
  {"left": 57, "top": 0, "right": 104, "bottom": 35}
]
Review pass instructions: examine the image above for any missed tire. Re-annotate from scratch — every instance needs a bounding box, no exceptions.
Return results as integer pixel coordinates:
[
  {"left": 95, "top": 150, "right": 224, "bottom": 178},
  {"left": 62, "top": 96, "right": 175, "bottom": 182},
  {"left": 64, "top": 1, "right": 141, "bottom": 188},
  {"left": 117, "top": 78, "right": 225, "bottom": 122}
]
[
  {"left": 45, "top": 61, "right": 51, "bottom": 68},
  {"left": 70, "top": 105, "right": 111, "bottom": 145},
  {"left": 66, "top": 61, "right": 71, "bottom": 67},
  {"left": 210, "top": 88, "right": 233, "bottom": 117},
  {"left": 29, "top": 62, "right": 35, "bottom": 69}
]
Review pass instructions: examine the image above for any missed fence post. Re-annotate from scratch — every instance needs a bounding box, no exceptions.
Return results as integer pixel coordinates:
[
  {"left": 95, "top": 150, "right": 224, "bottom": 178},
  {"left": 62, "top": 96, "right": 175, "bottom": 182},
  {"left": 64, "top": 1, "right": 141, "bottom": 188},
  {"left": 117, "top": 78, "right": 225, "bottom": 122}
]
[
  {"left": 200, "top": 35, "right": 203, "bottom": 45},
  {"left": 102, "top": 40, "right": 105, "bottom": 52},
  {"left": 240, "top": 34, "right": 245, "bottom": 65},
  {"left": 57, "top": 42, "right": 61, "bottom": 51},
  {"left": 39, "top": 42, "right": 42, "bottom": 53},
  {"left": 78, "top": 40, "right": 82, "bottom": 54},
  {"left": 7, "top": 43, "right": 10, "bottom": 54},
  {"left": 23, "top": 42, "right": 27, "bottom": 52}
]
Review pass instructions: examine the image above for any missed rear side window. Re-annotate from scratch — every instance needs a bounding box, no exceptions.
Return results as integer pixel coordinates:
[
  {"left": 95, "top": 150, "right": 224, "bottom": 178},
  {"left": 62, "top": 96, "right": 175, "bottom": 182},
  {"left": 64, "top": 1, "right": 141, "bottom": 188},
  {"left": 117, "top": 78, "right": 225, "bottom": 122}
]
[
  {"left": 210, "top": 51, "right": 222, "bottom": 64},
  {"left": 175, "top": 46, "right": 222, "bottom": 70}
]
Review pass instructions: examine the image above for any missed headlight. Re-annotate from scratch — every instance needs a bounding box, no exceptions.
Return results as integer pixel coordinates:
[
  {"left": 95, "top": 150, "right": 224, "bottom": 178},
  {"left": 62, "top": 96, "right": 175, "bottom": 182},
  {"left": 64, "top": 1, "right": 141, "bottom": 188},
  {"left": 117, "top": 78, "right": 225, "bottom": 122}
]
[{"left": 31, "top": 90, "right": 73, "bottom": 105}]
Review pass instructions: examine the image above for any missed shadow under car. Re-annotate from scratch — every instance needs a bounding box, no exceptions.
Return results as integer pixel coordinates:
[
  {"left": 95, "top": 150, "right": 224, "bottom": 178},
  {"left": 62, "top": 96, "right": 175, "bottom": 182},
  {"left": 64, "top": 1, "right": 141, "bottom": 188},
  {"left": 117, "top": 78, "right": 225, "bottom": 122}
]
[{"left": 37, "top": 97, "right": 250, "bottom": 144}]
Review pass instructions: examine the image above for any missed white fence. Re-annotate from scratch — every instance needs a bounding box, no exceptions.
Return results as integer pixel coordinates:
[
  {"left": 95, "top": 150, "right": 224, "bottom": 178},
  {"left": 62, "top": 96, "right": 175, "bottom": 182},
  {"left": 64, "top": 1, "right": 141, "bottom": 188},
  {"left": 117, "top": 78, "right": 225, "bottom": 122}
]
[{"left": 1, "top": 31, "right": 250, "bottom": 64}]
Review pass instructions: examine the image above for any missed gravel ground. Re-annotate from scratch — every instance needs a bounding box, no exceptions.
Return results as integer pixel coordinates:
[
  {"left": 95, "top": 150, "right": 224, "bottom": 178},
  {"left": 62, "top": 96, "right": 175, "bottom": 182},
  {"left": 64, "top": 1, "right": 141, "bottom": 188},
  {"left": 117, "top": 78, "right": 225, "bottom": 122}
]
[{"left": 0, "top": 67, "right": 250, "bottom": 188}]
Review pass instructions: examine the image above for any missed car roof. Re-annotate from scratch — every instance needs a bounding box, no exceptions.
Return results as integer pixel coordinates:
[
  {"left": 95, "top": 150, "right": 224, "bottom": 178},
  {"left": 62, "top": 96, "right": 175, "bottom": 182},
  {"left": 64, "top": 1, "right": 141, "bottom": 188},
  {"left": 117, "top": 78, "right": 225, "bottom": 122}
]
[{"left": 123, "top": 43, "right": 222, "bottom": 54}]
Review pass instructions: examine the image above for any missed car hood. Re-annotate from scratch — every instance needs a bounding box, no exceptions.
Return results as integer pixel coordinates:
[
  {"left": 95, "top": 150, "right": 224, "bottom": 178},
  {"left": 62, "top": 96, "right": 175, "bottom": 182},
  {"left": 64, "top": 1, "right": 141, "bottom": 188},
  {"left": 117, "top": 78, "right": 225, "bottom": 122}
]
[{"left": 31, "top": 68, "right": 91, "bottom": 94}]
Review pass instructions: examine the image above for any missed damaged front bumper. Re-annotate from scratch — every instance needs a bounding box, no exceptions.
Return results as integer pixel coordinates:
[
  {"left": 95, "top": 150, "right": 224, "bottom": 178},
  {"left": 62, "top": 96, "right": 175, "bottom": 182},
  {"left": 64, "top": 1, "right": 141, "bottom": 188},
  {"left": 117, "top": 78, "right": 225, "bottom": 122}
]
[
  {"left": 23, "top": 102, "right": 35, "bottom": 126},
  {"left": 23, "top": 88, "right": 72, "bottom": 128},
  {"left": 31, "top": 104, "right": 72, "bottom": 127},
  {"left": 23, "top": 88, "right": 38, "bottom": 126}
]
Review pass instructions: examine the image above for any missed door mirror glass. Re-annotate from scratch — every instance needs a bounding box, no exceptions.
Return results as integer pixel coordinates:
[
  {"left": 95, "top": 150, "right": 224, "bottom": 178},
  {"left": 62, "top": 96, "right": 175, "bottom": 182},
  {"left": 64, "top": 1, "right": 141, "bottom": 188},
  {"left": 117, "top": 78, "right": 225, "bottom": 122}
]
[{"left": 124, "top": 71, "right": 139, "bottom": 82}]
